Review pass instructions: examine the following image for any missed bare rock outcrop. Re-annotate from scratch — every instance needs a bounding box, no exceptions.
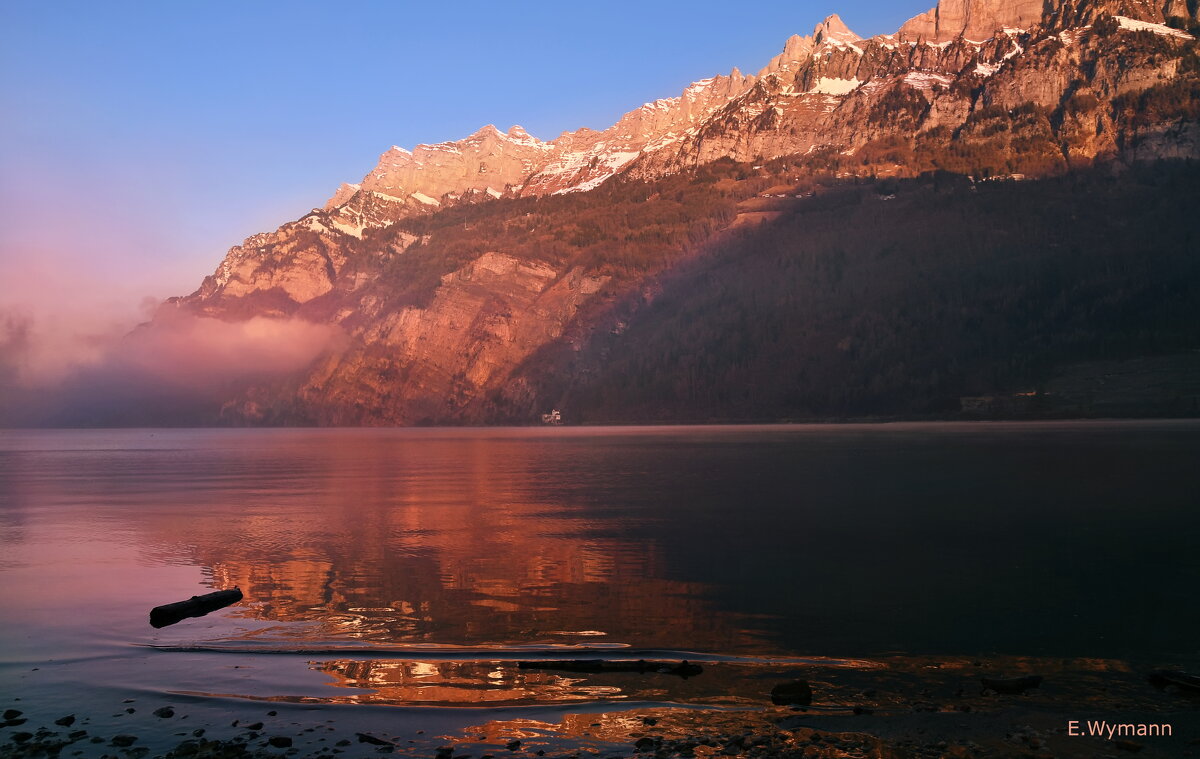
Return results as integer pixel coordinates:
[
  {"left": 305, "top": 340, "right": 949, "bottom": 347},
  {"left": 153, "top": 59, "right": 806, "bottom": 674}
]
[
  {"left": 318, "top": 0, "right": 1196, "bottom": 231},
  {"left": 323, "top": 183, "right": 360, "bottom": 211},
  {"left": 898, "top": 0, "right": 1047, "bottom": 42},
  {"left": 325, "top": 71, "right": 758, "bottom": 214},
  {"left": 232, "top": 252, "right": 610, "bottom": 425}
]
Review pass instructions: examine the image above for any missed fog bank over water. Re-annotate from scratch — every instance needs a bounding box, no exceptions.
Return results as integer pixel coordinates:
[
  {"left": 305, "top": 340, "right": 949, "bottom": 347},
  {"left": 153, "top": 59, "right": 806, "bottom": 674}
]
[{"left": 0, "top": 309, "right": 342, "bottom": 427}]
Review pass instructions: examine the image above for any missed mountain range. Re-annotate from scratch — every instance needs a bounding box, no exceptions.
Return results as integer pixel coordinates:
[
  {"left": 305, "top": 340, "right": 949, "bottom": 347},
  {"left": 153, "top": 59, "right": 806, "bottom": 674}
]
[{"left": 62, "top": 0, "right": 1200, "bottom": 424}]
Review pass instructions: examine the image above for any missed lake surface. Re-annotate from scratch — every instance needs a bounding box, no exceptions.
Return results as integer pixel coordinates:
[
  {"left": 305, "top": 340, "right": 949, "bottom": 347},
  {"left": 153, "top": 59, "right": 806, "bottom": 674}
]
[{"left": 2, "top": 422, "right": 1198, "bottom": 736}]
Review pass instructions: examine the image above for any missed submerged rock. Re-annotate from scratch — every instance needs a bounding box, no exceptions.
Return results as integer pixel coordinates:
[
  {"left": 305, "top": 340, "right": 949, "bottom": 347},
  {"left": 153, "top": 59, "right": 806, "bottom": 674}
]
[
  {"left": 771, "top": 680, "right": 813, "bottom": 705},
  {"left": 357, "top": 733, "right": 391, "bottom": 746},
  {"left": 633, "top": 736, "right": 658, "bottom": 752}
]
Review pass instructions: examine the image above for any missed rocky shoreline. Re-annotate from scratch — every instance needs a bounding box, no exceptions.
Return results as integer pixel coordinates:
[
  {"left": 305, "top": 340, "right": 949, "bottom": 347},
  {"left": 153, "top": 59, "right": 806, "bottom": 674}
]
[
  {"left": 2, "top": 706, "right": 1196, "bottom": 759},
  {"left": 4, "top": 656, "right": 1197, "bottom": 759}
]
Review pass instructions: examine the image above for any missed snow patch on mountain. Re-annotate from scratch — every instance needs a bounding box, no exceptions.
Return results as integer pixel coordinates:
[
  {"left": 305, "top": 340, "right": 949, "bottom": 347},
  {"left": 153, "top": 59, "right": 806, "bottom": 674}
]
[
  {"left": 903, "top": 71, "right": 954, "bottom": 90},
  {"left": 812, "top": 77, "right": 863, "bottom": 95},
  {"left": 1114, "top": 16, "right": 1195, "bottom": 39},
  {"left": 557, "top": 151, "right": 642, "bottom": 194},
  {"left": 331, "top": 220, "right": 365, "bottom": 238},
  {"left": 369, "top": 191, "right": 405, "bottom": 203},
  {"left": 410, "top": 192, "right": 440, "bottom": 206}
]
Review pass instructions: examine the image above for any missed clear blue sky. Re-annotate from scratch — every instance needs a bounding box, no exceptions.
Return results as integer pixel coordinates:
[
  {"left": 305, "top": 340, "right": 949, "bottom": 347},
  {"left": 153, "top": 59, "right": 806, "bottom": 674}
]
[{"left": 0, "top": 0, "right": 932, "bottom": 321}]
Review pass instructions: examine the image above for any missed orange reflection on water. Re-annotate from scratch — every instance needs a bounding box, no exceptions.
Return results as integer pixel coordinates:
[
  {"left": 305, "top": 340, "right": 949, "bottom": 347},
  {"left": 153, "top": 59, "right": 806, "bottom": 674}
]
[
  {"left": 314, "top": 659, "right": 623, "bottom": 706},
  {"left": 111, "top": 430, "right": 762, "bottom": 654}
]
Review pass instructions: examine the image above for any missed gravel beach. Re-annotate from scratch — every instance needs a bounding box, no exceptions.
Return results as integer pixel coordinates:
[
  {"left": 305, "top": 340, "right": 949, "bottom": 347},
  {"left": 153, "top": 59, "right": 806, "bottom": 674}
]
[{"left": 4, "top": 656, "right": 1196, "bottom": 759}]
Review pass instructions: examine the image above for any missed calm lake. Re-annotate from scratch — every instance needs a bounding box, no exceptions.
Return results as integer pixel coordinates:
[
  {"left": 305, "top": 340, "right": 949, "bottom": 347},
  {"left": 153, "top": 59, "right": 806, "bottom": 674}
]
[{"left": 2, "top": 422, "right": 1198, "bottom": 740}]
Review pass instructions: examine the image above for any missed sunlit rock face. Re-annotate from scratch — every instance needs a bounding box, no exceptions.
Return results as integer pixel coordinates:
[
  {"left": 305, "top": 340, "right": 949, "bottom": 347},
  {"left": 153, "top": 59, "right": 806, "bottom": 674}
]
[
  {"left": 637, "top": 0, "right": 1196, "bottom": 176},
  {"left": 156, "top": 0, "right": 1199, "bottom": 425},
  {"left": 898, "top": 0, "right": 1047, "bottom": 43},
  {"left": 281, "top": 254, "right": 608, "bottom": 426},
  {"left": 284, "top": 0, "right": 1198, "bottom": 222},
  {"left": 330, "top": 71, "right": 757, "bottom": 212}
]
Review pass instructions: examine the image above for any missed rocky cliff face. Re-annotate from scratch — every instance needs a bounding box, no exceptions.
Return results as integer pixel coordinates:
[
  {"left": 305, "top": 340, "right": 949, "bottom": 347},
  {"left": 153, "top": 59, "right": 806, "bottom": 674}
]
[
  {"left": 275, "top": 254, "right": 608, "bottom": 425},
  {"left": 898, "top": 0, "right": 1046, "bottom": 42},
  {"left": 326, "top": 71, "right": 755, "bottom": 210},
  {"left": 314, "top": 0, "right": 1196, "bottom": 229},
  {"left": 157, "top": 0, "right": 1199, "bottom": 425},
  {"left": 636, "top": 0, "right": 1197, "bottom": 178}
]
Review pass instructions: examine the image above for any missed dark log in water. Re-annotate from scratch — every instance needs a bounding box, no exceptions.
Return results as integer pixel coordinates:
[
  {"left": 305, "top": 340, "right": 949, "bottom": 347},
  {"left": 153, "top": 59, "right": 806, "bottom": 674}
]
[
  {"left": 149, "top": 588, "right": 243, "bottom": 628},
  {"left": 517, "top": 659, "right": 703, "bottom": 678},
  {"left": 1148, "top": 669, "right": 1200, "bottom": 694}
]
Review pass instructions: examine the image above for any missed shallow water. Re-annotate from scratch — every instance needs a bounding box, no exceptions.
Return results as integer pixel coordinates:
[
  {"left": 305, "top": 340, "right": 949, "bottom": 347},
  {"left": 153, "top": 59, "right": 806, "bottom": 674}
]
[{"left": 1, "top": 422, "right": 1198, "bottom": 734}]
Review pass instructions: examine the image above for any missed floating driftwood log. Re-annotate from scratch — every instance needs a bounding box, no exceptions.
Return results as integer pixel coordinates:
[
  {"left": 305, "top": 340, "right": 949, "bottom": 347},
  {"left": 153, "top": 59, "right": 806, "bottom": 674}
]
[
  {"left": 1148, "top": 669, "right": 1200, "bottom": 694},
  {"left": 517, "top": 659, "right": 703, "bottom": 678},
  {"left": 149, "top": 588, "right": 243, "bottom": 628}
]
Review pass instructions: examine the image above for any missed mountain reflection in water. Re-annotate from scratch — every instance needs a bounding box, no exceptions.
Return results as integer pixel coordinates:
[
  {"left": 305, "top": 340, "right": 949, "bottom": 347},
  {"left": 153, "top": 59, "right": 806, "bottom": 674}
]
[
  {"left": 137, "top": 429, "right": 760, "bottom": 653},
  {"left": 2, "top": 423, "right": 1199, "bottom": 711}
]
